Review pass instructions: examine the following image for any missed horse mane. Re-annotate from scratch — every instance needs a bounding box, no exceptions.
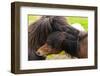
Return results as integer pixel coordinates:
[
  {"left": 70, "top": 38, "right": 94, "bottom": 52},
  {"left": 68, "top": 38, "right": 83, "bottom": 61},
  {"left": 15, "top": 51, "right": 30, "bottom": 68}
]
[
  {"left": 28, "top": 16, "right": 70, "bottom": 51},
  {"left": 28, "top": 16, "right": 53, "bottom": 51}
]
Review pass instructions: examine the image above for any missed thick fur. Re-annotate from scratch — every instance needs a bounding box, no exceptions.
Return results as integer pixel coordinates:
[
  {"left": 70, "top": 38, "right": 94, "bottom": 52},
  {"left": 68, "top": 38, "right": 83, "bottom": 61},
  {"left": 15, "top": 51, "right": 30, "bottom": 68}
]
[
  {"left": 46, "top": 32, "right": 79, "bottom": 56},
  {"left": 37, "top": 31, "right": 79, "bottom": 57},
  {"left": 28, "top": 16, "right": 80, "bottom": 60}
]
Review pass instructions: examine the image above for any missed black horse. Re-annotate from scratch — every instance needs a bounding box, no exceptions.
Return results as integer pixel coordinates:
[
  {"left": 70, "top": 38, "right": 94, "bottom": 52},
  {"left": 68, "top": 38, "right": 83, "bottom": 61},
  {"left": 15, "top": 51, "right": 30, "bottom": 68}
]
[{"left": 28, "top": 16, "right": 80, "bottom": 60}]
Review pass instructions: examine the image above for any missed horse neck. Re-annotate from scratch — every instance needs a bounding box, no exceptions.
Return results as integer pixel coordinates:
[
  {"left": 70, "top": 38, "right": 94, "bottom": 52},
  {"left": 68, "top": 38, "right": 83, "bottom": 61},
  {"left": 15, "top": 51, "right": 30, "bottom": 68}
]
[
  {"left": 77, "top": 31, "right": 88, "bottom": 58},
  {"left": 78, "top": 31, "right": 88, "bottom": 41}
]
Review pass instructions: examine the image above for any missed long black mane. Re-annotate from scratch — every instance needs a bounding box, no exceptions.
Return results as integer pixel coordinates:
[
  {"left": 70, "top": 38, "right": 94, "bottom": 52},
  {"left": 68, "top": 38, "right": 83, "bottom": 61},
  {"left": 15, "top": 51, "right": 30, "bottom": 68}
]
[{"left": 28, "top": 16, "right": 80, "bottom": 60}]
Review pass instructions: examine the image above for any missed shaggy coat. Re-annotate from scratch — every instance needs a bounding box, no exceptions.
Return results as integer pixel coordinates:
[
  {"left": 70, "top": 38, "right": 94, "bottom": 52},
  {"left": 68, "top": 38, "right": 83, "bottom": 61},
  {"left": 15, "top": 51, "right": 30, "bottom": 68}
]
[
  {"left": 28, "top": 16, "right": 80, "bottom": 60},
  {"left": 37, "top": 31, "right": 88, "bottom": 58}
]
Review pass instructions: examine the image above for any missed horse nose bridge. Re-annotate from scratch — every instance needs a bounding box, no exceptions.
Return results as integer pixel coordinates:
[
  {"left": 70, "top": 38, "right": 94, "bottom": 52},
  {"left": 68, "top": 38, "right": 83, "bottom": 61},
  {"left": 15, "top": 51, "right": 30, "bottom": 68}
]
[{"left": 39, "top": 44, "right": 50, "bottom": 50}]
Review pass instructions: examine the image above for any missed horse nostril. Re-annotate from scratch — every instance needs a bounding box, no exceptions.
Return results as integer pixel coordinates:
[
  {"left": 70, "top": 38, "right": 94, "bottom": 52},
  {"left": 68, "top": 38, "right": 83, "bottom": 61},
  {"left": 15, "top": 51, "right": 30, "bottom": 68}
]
[{"left": 36, "top": 51, "right": 41, "bottom": 56}]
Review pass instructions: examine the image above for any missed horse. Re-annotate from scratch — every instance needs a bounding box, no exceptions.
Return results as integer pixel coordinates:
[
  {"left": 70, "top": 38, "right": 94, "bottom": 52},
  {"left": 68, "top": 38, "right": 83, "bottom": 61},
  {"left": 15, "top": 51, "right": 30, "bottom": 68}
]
[
  {"left": 28, "top": 16, "right": 80, "bottom": 60},
  {"left": 36, "top": 31, "right": 88, "bottom": 58}
]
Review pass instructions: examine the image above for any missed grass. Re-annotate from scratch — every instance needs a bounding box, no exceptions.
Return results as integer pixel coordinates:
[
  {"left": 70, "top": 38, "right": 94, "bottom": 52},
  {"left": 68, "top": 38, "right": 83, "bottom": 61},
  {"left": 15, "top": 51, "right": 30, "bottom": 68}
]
[
  {"left": 28, "top": 15, "right": 41, "bottom": 25},
  {"left": 66, "top": 16, "right": 88, "bottom": 31}
]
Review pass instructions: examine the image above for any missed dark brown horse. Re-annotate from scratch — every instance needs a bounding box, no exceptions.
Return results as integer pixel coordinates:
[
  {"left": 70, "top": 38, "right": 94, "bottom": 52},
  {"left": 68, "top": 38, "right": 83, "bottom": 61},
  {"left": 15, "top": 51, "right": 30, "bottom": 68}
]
[
  {"left": 36, "top": 31, "right": 88, "bottom": 58},
  {"left": 28, "top": 16, "right": 83, "bottom": 60}
]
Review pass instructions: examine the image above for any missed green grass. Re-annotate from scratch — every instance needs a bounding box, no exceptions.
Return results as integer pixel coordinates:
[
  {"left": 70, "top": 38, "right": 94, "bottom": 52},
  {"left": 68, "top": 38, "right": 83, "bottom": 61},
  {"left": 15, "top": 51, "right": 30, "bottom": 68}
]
[
  {"left": 28, "top": 15, "right": 41, "bottom": 25},
  {"left": 66, "top": 16, "right": 88, "bottom": 31}
]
